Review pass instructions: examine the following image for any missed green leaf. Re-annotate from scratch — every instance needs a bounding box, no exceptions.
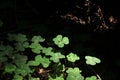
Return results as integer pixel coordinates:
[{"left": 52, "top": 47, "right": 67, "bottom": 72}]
[
  {"left": 50, "top": 52, "right": 65, "bottom": 63},
  {"left": 53, "top": 35, "right": 62, "bottom": 42},
  {"left": 15, "top": 64, "right": 31, "bottom": 76},
  {"left": 35, "top": 55, "right": 42, "bottom": 62},
  {"left": 41, "top": 57, "right": 51, "bottom": 68},
  {"left": 62, "top": 37, "right": 69, "bottom": 44},
  {"left": 13, "top": 74, "right": 23, "bottom": 80},
  {"left": 85, "top": 56, "right": 101, "bottom": 65},
  {"left": 1, "top": 45, "right": 14, "bottom": 56},
  {"left": 66, "top": 67, "right": 84, "bottom": 80},
  {"left": 31, "top": 35, "right": 45, "bottom": 43},
  {"left": 66, "top": 74, "right": 84, "bottom": 80},
  {"left": 29, "top": 42, "right": 43, "bottom": 54},
  {"left": 27, "top": 61, "right": 40, "bottom": 66},
  {"left": 16, "top": 33, "right": 28, "bottom": 42},
  {"left": 66, "top": 52, "right": 80, "bottom": 62},
  {"left": 12, "top": 54, "right": 28, "bottom": 66},
  {"left": 42, "top": 47, "right": 54, "bottom": 56},
  {"left": 4, "top": 63, "right": 16, "bottom": 73},
  {"left": 23, "top": 41, "right": 29, "bottom": 48},
  {"left": 53, "top": 35, "right": 69, "bottom": 48},
  {"left": 28, "top": 55, "right": 42, "bottom": 66},
  {"left": 66, "top": 67, "right": 82, "bottom": 75},
  {"left": 85, "top": 76, "right": 97, "bottom": 80},
  {"left": 52, "top": 63, "right": 65, "bottom": 72},
  {"left": 49, "top": 74, "right": 64, "bottom": 80}
]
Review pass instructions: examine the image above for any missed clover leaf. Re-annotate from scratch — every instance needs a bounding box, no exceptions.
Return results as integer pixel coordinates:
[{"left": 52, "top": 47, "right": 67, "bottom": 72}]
[
  {"left": 27, "top": 55, "right": 42, "bottom": 66},
  {"left": 66, "top": 52, "right": 80, "bottom": 62},
  {"left": 4, "top": 63, "right": 16, "bottom": 73},
  {"left": 66, "top": 67, "right": 84, "bottom": 80},
  {"left": 85, "top": 56, "right": 101, "bottom": 65},
  {"left": 13, "top": 75, "right": 23, "bottom": 80},
  {"left": 28, "top": 55, "right": 51, "bottom": 68},
  {"left": 50, "top": 52, "right": 65, "bottom": 63},
  {"left": 62, "top": 37, "right": 69, "bottom": 44},
  {"left": 49, "top": 74, "right": 64, "bottom": 80},
  {"left": 29, "top": 42, "right": 43, "bottom": 54},
  {"left": 41, "top": 57, "right": 51, "bottom": 68},
  {"left": 42, "top": 47, "right": 54, "bottom": 56},
  {"left": 85, "top": 76, "right": 97, "bottom": 80},
  {"left": 53, "top": 35, "right": 69, "bottom": 48},
  {"left": 31, "top": 35, "right": 45, "bottom": 43},
  {"left": 15, "top": 64, "right": 31, "bottom": 76},
  {"left": 66, "top": 67, "right": 82, "bottom": 75},
  {"left": 27, "top": 61, "right": 40, "bottom": 66}
]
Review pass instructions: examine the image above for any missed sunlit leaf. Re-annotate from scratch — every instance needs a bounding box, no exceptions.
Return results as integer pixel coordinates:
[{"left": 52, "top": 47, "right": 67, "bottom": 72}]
[
  {"left": 66, "top": 67, "right": 82, "bottom": 75},
  {"left": 66, "top": 67, "right": 84, "bottom": 80},
  {"left": 85, "top": 56, "right": 101, "bottom": 65},
  {"left": 49, "top": 74, "right": 64, "bottom": 80},
  {"left": 66, "top": 52, "right": 80, "bottom": 62},
  {"left": 62, "top": 37, "right": 69, "bottom": 44},
  {"left": 85, "top": 76, "right": 97, "bottom": 80},
  {"left": 53, "top": 35, "right": 69, "bottom": 48}
]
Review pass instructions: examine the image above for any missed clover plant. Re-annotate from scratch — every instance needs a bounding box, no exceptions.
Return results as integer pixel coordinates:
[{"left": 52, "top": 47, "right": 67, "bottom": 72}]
[{"left": 0, "top": 33, "right": 101, "bottom": 80}]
